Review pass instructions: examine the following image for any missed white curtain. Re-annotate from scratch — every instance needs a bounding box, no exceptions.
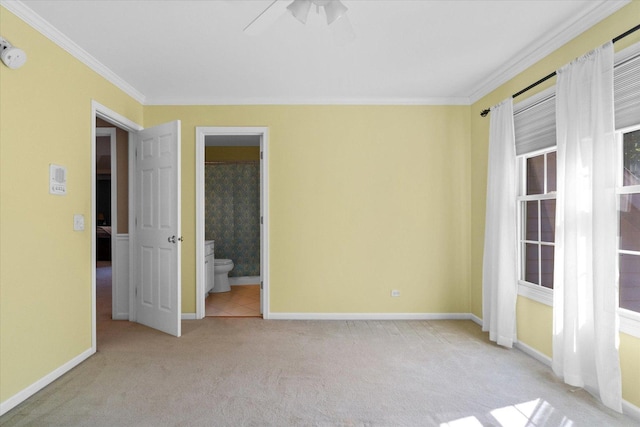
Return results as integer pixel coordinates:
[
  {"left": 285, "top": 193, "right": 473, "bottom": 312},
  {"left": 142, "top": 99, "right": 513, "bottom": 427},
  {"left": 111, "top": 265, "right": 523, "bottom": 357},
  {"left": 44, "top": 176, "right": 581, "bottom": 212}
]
[
  {"left": 553, "top": 41, "right": 622, "bottom": 412},
  {"left": 482, "top": 98, "right": 518, "bottom": 348}
]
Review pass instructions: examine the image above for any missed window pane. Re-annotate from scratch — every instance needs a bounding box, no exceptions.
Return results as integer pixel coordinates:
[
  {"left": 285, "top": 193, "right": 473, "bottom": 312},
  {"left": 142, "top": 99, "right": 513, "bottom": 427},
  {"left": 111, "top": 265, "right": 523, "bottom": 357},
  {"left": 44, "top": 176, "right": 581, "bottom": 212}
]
[
  {"left": 547, "top": 151, "right": 557, "bottom": 192},
  {"left": 540, "top": 245, "right": 554, "bottom": 289},
  {"left": 540, "top": 199, "right": 556, "bottom": 243},
  {"left": 620, "top": 194, "right": 640, "bottom": 252},
  {"left": 620, "top": 253, "right": 640, "bottom": 313},
  {"left": 527, "top": 155, "right": 545, "bottom": 195},
  {"left": 525, "top": 243, "right": 539, "bottom": 284},
  {"left": 623, "top": 129, "right": 640, "bottom": 186},
  {"left": 525, "top": 201, "right": 538, "bottom": 241}
]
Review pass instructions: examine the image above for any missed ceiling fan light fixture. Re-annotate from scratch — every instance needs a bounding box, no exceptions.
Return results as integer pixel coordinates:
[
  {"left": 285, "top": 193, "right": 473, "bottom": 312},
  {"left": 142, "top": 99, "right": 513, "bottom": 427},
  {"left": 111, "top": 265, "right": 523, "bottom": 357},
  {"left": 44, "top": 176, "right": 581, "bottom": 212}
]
[
  {"left": 287, "top": 0, "right": 313, "bottom": 24},
  {"left": 324, "top": 0, "right": 348, "bottom": 25}
]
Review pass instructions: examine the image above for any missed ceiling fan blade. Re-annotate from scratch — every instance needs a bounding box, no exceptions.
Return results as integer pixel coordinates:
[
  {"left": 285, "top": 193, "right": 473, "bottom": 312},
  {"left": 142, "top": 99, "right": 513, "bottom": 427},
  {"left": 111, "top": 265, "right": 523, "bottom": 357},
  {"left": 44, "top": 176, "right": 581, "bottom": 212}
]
[{"left": 243, "top": 0, "right": 290, "bottom": 35}]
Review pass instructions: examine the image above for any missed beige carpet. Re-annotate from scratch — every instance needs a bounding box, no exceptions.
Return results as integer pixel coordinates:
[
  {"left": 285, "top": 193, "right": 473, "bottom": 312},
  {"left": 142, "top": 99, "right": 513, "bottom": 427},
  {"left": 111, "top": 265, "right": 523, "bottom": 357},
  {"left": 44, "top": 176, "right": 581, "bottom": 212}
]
[{"left": 1, "top": 266, "right": 636, "bottom": 426}]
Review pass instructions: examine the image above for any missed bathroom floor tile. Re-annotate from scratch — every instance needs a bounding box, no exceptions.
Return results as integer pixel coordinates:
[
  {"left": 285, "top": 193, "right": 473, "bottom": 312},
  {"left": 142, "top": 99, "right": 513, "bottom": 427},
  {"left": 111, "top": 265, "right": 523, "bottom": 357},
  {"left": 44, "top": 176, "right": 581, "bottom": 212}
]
[{"left": 205, "top": 285, "right": 261, "bottom": 317}]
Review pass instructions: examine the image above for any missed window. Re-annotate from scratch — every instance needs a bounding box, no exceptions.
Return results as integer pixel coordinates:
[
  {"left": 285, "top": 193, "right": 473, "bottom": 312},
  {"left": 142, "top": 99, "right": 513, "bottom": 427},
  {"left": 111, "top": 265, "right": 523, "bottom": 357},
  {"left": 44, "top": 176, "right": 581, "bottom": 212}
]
[
  {"left": 618, "top": 127, "right": 640, "bottom": 314},
  {"left": 518, "top": 150, "right": 556, "bottom": 293},
  {"left": 513, "top": 88, "right": 557, "bottom": 305}
]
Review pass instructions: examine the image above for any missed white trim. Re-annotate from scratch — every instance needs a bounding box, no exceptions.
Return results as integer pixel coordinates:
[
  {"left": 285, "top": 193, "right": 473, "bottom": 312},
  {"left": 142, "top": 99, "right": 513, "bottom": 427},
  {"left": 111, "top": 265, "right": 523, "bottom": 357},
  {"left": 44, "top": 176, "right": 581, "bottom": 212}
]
[
  {"left": 623, "top": 399, "right": 640, "bottom": 422},
  {"left": 469, "top": 0, "right": 629, "bottom": 103},
  {"left": 181, "top": 313, "right": 197, "bottom": 320},
  {"left": 229, "top": 276, "right": 261, "bottom": 286},
  {"left": 469, "top": 313, "right": 483, "bottom": 326},
  {"left": 619, "top": 310, "right": 640, "bottom": 338},
  {"left": 0, "top": 0, "right": 145, "bottom": 104},
  {"left": 90, "top": 113, "right": 98, "bottom": 352},
  {"left": 2, "top": 0, "right": 629, "bottom": 107},
  {"left": 93, "top": 101, "right": 143, "bottom": 133},
  {"left": 268, "top": 313, "right": 475, "bottom": 321},
  {"left": 127, "top": 128, "right": 137, "bottom": 322},
  {"left": 0, "top": 347, "right": 94, "bottom": 416},
  {"left": 195, "top": 132, "right": 205, "bottom": 319},
  {"left": 91, "top": 101, "right": 143, "bottom": 342},
  {"left": 514, "top": 340, "right": 553, "bottom": 367},
  {"left": 144, "top": 96, "right": 471, "bottom": 106},
  {"left": 518, "top": 282, "right": 554, "bottom": 307},
  {"left": 195, "top": 127, "right": 270, "bottom": 320},
  {"left": 515, "top": 338, "right": 640, "bottom": 422}
]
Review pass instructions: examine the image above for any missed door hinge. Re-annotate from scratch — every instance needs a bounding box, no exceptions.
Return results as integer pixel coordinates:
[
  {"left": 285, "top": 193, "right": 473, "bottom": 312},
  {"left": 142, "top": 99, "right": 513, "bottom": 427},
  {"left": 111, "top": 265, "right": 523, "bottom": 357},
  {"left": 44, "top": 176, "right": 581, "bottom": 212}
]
[
  {"left": 260, "top": 216, "right": 263, "bottom": 225},
  {"left": 260, "top": 281, "right": 263, "bottom": 290},
  {"left": 135, "top": 287, "right": 138, "bottom": 297},
  {"left": 260, "top": 151, "right": 263, "bottom": 160}
]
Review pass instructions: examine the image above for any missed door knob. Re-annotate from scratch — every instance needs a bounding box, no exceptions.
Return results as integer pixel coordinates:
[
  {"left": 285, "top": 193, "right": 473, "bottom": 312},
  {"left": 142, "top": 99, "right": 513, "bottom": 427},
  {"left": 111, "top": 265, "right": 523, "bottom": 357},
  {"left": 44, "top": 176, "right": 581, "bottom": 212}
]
[{"left": 168, "top": 235, "right": 176, "bottom": 243}]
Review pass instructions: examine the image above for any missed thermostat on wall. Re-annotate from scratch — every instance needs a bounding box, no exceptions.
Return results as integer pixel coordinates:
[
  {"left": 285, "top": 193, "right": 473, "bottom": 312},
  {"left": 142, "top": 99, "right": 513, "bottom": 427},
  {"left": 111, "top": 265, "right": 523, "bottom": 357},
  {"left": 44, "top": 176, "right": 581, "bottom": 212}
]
[{"left": 49, "top": 164, "right": 67, "bottom": 195}]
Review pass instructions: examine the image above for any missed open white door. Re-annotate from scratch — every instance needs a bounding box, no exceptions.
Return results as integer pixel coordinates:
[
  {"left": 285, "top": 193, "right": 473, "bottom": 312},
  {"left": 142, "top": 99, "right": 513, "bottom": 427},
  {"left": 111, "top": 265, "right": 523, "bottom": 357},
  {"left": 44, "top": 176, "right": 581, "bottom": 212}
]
[{"left": 133, "top": 121, "right": 181, "bottom": 337}]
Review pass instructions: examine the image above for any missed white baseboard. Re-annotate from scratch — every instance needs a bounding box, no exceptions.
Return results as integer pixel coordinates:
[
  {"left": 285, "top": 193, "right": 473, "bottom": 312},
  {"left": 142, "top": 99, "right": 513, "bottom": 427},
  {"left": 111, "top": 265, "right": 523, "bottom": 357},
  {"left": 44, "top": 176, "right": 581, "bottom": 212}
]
[
  {"left": 623, "top": 399, "right": 640, "bottom": 422},
  {"left": 470, "top": 313, "right": 482, "bottom": 326},
  {"left": 268, "top": 312, "right": 475, "bottom": 321},
  {"left": 229, "top": 276, "right": 261, "bottom": 286},
  {"left": 514, "top": 340, "right": 552, "bottom": 367},
  {"left": 181, "top": 313, "right": 196, "bottom": 320},
  {"left": 0, "top": 347, "right": 95, "bottom": 416},
  {"left": 514, "top": 341, "right": 640, "bottom": 422}
]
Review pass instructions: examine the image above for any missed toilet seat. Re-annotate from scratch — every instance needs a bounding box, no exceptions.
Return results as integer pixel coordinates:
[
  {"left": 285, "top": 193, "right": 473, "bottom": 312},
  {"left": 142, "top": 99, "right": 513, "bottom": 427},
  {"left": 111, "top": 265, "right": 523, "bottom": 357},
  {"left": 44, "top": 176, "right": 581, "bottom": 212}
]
[{"left": 214, "top": 259, "right": 233, "bottom": 266}]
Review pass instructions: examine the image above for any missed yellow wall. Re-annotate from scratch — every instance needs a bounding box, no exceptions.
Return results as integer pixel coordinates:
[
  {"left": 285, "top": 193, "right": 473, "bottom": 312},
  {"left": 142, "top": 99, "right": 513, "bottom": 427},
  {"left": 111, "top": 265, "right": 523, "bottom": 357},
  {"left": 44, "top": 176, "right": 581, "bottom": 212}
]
[
  {"left": 470, "top": 1, "right": 640, "bottom": 408},
  {"left": 2, "top": 0, "right": 639, "bottom": 413},
  {"left": 0, "top": 7, "right": 143, "bottom": 402},
  {"left": 145, "top": 105, "right": 471, "bottom": 314}
]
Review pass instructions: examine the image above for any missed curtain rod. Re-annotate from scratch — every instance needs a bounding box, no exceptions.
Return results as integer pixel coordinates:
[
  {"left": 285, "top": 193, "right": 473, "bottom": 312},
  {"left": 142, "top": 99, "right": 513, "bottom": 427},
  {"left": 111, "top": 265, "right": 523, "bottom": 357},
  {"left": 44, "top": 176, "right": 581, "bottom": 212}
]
[{"left": 479, "top": 23, "right": 640, "bottom": 117}]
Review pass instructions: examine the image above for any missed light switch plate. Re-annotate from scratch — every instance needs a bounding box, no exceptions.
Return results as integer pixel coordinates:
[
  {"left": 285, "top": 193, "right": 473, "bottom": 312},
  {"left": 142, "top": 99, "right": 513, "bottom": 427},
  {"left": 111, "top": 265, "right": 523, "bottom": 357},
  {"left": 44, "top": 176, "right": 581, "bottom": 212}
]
[{"left": 73, "top": 214, "right": 84, "bottom": 231}]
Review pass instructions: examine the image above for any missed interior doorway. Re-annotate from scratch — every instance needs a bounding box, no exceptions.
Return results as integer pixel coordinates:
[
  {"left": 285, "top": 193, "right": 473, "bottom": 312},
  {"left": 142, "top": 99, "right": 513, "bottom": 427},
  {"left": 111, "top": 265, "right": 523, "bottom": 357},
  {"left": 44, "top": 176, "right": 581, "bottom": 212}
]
[
  {"left": 90, "top": 101, "right": 143, "bottom": 351},
  {"left": 94, "top": 125, "right": 117, "bottom": 338},
  {"left": 95, "top": 120, "right": 131, "bottom": 322},
  {"left": 195, "top": 127, "right": 270, "bottom": 319}
]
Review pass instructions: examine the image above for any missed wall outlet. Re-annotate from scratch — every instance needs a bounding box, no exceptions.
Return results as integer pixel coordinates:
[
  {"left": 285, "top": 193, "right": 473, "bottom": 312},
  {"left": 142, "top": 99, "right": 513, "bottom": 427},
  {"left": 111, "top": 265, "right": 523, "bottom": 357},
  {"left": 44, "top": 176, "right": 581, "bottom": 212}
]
[
  {"left": 73, "top": 214, "right": 84, "bottom": 231},
  {"left": 391, "top": 290, "right": 400, "bottom": 297}
]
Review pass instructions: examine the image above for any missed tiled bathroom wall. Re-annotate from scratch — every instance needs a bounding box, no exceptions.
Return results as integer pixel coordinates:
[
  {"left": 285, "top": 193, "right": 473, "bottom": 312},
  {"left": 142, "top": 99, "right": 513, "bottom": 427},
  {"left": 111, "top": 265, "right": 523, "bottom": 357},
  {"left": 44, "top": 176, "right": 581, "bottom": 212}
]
[{"left": 205, "top": 163, "right": 260, "bottom": 277}]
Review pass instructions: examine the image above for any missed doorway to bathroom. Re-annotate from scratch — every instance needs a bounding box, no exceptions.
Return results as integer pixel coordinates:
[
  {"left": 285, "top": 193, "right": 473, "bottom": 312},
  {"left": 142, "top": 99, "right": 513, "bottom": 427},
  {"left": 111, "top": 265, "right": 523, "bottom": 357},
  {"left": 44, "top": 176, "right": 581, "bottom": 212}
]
[{"left": 195, "top": 127, "right": 269, "bottom": 319}]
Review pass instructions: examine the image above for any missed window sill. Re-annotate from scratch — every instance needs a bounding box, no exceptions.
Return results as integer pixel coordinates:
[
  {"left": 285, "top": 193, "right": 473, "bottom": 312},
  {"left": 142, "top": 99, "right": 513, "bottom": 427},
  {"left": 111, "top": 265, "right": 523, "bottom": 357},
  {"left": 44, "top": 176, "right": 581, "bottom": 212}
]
[
  {"left": 619, "top": 309, "right": 640, "bottom": 338},
  {"left": 517, "top": 281, "right": 553, "bottom": 307}
]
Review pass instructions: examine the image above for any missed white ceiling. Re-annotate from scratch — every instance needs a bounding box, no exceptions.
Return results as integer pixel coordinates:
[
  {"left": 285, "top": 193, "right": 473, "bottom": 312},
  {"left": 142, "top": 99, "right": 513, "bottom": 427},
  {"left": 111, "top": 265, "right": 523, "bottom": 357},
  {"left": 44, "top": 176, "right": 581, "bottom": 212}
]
[{"left": 7, "top": 0, "right": 629, "bottom": 105}]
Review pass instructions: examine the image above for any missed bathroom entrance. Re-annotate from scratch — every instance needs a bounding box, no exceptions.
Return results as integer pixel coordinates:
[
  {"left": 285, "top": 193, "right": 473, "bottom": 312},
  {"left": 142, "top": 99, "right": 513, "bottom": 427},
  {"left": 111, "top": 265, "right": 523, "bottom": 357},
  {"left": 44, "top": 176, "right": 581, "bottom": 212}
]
[{"left": 195, "top": 127, "right": 269, "bottom": 319}]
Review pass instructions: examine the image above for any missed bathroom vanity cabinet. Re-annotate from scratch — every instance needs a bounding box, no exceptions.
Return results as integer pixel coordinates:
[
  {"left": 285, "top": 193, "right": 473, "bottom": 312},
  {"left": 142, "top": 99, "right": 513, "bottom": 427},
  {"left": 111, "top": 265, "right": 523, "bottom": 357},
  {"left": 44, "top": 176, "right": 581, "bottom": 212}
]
[{"left": 205, "top": 240, "right": 215, "bottom": 294}]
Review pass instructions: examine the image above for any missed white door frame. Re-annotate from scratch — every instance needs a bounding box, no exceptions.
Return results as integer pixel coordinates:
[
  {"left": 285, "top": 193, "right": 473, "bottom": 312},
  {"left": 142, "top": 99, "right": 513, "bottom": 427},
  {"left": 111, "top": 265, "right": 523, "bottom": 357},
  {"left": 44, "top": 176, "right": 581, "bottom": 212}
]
[
  {"left": 91, "top": 101, "right": 143, "bottom": 351},
  {"left": 195, "top": 127, "right": 270, "bottom": 319}
]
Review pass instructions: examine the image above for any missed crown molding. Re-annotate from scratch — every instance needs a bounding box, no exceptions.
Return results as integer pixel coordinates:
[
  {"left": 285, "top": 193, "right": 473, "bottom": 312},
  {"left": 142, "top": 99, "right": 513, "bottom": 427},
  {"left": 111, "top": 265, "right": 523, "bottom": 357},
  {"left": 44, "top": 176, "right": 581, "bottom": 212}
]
[
  {"left": 3, "top": 0, "right": 629, "bottom": 107},
  {"left": 1, "top": 0, "right": 146, "bottom": 104},
  {"left": 143, "top": 95, "right": 472, "bottom": 106},
  {"left": 468, "top": 0, "right": 630, "bottom": 104}
]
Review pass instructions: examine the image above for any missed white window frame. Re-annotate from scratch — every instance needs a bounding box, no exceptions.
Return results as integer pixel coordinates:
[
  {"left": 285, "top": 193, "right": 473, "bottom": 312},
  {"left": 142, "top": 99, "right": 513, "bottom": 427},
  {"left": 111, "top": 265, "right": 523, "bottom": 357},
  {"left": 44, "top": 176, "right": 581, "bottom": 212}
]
[
  {"left": 517, "top": 147, "right": 556, "bottom": 307},
  {"left": 616, "top": 124, "right": 640, "bottom": 337}
]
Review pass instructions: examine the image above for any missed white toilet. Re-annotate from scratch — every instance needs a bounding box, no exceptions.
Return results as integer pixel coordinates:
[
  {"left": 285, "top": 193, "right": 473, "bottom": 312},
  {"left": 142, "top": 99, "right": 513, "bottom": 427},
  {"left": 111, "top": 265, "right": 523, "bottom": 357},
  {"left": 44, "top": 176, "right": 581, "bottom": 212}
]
[{"left": 212, "top": 259, "right": 234, "bottom": 293}]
